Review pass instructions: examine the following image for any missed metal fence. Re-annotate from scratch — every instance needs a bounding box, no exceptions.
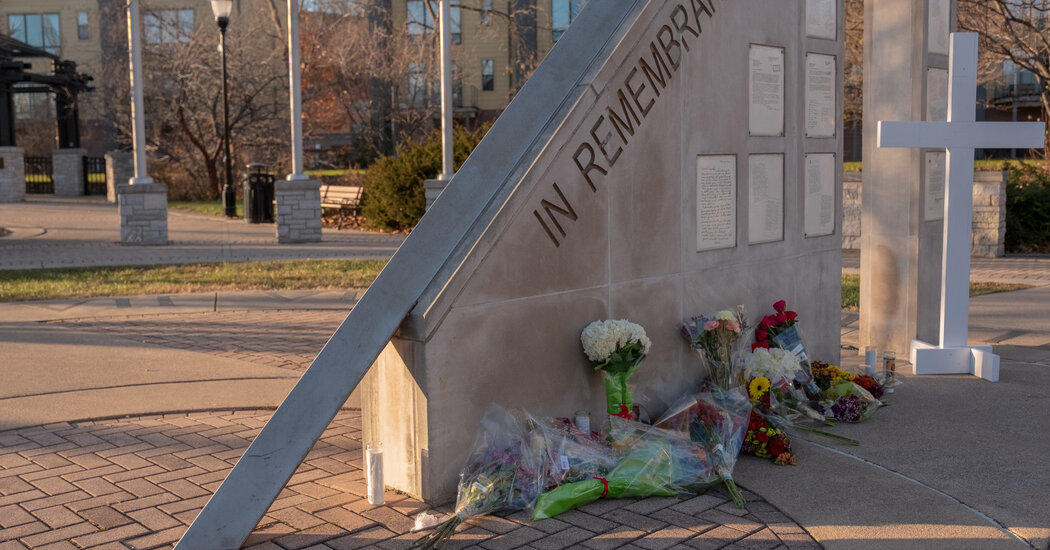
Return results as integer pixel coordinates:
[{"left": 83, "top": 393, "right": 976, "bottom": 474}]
[
  {"left": 83, "top": 156, "right": 107, "bottom": 195},
  {"left": 24, "top": 156, "right": 54, "bottom": 194}
]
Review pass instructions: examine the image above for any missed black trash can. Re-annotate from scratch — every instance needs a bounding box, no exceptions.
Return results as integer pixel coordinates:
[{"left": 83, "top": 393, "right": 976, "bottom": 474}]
[{"left": 243, "top": 163, "right": 275, "bottom": 223}]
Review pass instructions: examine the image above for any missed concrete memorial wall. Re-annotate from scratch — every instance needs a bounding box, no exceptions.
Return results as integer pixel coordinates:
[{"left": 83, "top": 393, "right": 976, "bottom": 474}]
[{"left": 364, "top": 0, "right": 844, "bottom": 502}]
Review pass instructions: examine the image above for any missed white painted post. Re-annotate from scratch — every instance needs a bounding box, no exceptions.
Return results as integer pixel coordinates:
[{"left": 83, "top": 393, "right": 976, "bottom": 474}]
[
  {"left": 127, "top": 0, "right": 153, "bottom": 185},
  {"left": 878, "top": 33, "right": 1043, "bottom": 382},
  {"left": 438, "top": 0, "right": 454, "bottom": 181},
  {"left": 286, "top": 0, "right": 308, "bottom": 181}
]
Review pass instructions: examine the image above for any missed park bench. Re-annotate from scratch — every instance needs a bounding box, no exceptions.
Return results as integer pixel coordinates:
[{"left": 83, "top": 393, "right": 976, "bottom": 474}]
[{"left": 319, "top": 184, "right": 363, "bottom": 229}]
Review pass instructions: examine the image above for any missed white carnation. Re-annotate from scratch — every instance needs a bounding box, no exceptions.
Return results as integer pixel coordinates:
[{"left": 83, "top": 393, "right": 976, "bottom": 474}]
[
  {"left": 749, "top": 347, "right": 801, "bottom": 381},
  {"left": 581, "top": 319, "right": 651, "bottom": 362}
]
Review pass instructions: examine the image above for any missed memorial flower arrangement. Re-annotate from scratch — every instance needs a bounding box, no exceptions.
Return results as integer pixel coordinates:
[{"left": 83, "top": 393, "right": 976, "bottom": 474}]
[
  {"left": 652, "top": 388, "right": 751, "bottom": 507},
  {"left": 752, "top": 300, "right": 797, "bottom": 351},
  {"left": 682, "top": 307, "right": 751, "bottom": 389},
  {"left": 811, "top": 361, "right": 883, "bottom": 424},
  {"left": 749, "top": 348, "right": 803, "bottom": 383},
  {"left": 742, "top": 411, "right": 796, "bottom": 465},
  {"left": 413, "top": 405, "right": 543, "bottom": 550},
  {"left": 581, "top": 319, "right": 651, "bottom": 419}
]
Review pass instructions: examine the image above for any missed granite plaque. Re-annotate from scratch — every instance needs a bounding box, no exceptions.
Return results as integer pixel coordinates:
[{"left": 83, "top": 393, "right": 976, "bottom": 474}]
[
  {"left": 749, "top": 44, "right": 785, "bottom": 136},
  {"left": 927, "top": 68, "right": 948, "bottom": 122},
  {"left": 804, "top": 153, "right": 835, "bottom": 237},
  {"left": 806, "top": 0, "right": 836, "bottom": 40},
  {"left": 697, "top": 155, "right": 737, "bottom": 251},
  {"left": 748, "top": 153, "right": 784, "bottom": 243},
  {"left": 805, "top": 53, "right": 836, "bottom": 138},
  {"left": 929, "top": 0, "right": 950, "bottom": 55},
  {"left": 924, "top": 151, "right": 946, "bottom": 221}
]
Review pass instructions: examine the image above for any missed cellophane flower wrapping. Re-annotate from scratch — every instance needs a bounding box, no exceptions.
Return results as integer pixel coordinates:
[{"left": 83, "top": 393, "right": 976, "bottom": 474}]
[
  {"left": 581, "top": 320, "right": 650, "bottom": 417},
  {"left": 413, "top": 404, "right": 543, "bottom": 549},
  {"left": 681, "top": 307, "right": 752, "bottom": 390},
  {"left": 531, "top": 418, "right": 683, "bottom": 520},
  {"left": 819, "top": 382, "right": 882, "bottom": 423},
  {"left": 651, "top": 388, "right": 752, "bottom": 506},
  {"left": 811, "top": 362, "right": 885, "bottom": 423},
  {"left": 519, "top": 413, "right": 618, "bottom": 492}
]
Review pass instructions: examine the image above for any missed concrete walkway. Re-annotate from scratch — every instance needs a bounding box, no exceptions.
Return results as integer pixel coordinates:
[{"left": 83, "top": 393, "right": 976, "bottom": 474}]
[{"left": 1, "top": 198, "right": 1049, "bottom": 549}]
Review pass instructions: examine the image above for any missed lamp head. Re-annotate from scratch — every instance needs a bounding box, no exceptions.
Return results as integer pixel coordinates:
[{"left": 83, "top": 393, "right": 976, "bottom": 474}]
[{"left": 210, "top": 0, "right": 233, "bottom": 25}]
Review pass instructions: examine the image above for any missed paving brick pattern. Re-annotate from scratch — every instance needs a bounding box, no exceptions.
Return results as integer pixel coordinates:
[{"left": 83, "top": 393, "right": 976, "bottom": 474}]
[
  {"left": 0, "top": 411, "right": 819, "bottom": 550},
  {"left": 57, "top": 311, "right": 347, "bottom": 371}
]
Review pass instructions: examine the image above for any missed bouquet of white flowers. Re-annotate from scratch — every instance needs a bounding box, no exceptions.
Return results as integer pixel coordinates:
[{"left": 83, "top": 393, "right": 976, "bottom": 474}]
[
  {"left": 581, "top": 319, "right": 650, "bottom": 419},
  {"left": 748, "top": 347, "right": 802, "bottom": 384}
]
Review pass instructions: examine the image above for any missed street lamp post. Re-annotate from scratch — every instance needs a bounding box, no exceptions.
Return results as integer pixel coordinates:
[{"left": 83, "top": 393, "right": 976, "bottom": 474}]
[{"left": 211, "top": 0, "right": 236, "bottom": 218}]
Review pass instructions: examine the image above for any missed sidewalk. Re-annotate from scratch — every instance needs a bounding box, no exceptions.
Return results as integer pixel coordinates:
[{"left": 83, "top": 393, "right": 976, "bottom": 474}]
[
  {"left": 1, "top": 198, "right": 1049, "bottom": 549},
  {"left": 0, "top": 197, "right": 405, "bottom": 270}
]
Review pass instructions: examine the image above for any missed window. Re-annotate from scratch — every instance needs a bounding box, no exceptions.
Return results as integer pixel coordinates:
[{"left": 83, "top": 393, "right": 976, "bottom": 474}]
[
  {"left": 481, "top": 58, "right": 494, "bottom": 91},
  {"left": 77, "top": 12, "right": 89, "bottom": 40},
  {"left": 408, "top": 62, "right": 428, "bottom": 107},
  {"left": 143, "top": 9, "right": 194, "bottom": 45},
  {"left": 406, "top": 1, "right": 461, "bottom": 43},
  {"left": 481, "top": 0, "right": 493, "bottom": 25},
  {"left": 551, "top": 0, "right": 585, "bottom": 42},
  {"left": 7, "top": 14, "right": 61, "bottom": 55}
]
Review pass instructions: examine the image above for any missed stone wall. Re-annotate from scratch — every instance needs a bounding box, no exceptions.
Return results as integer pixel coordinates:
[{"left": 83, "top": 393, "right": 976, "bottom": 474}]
[
  {"left": 0, "top": 147, "right": 26, "bottom": 203},
  {"left": 842, "top": 171, "right": 1006, "bottom": 257},
  {"left": 276, "top": 179, "right": 322, "bottom": 243},
  {"left": 52, "top": 149, "right": 85, "bottom": 197}
]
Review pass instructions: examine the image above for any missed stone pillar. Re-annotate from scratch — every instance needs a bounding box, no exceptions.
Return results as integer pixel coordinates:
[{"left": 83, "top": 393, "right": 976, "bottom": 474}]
[
  {"left": 0, "top": 147, "right": 25, "bottom": 203},
  {"left": 105, "top": 151, "right": 135, "bottom": 203},
  {"left": 424, "top": 178, "right": 447, "bottom": 212},
  {"left": 971, "top": 171, "right": 1006, "bottom": 258},
  {"left": 275, "top": 179, "right": 322, "bottom": 243},
  {"left": 842, "top": 172, "right": 862, "bottom": 249},
  {"left": 52, "top": 148, "right": 86, "bottom": 196},
  {"left": 861, "top": 0, "right": 952, "bottom": 355},
  {"left": 118, "top": 182, "right": 168, "bottom": 245}
]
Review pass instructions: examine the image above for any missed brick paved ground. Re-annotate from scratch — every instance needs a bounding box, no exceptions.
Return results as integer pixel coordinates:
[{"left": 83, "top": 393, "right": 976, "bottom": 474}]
[
  {"left": 55, "top": 311, "right": 348, "bottom": 371},
  {"left": 0, "top": 410, "right": 818, "bottom": 550}
]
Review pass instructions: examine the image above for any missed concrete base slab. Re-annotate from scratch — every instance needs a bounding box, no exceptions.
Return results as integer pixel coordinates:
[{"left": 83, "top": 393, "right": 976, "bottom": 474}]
[
  {"left": 911, "top": 340, "right": 999, "bottom": 381},
  {"left": 739, "top": 358, "right": 1050, "bottom": 550}
]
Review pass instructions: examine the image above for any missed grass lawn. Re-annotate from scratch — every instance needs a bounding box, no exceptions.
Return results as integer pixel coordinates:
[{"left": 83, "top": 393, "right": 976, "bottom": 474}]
[
  {"left": 840, "top": 274, "right": 1030, "bottom": 310},
  {"left": 0, "top": 259, "right": 387, "bottom": 302},
  {"left": 169, "top": 200, "right": 244, "bottom": 218}
]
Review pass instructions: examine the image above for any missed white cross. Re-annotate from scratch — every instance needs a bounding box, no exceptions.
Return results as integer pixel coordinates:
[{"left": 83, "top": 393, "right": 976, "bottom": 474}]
[{"left": 877, "top": 33, "right": 1044, "bottom": 382}]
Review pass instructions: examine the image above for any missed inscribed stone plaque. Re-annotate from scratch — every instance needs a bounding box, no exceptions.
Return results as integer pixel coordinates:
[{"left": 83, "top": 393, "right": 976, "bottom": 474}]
[
  {"left": 749, "top": 44, "right": 785, "bottom": 137},
  {"left": 805, "top": 0, "right": 836, "bottom": 40},
  {"left": 804, "top": 153, "right": 835, "bottom": 237},
  {"left": 697, "top": 155, "right": 737, "bottom": 251},
  {"left": 748, "top": 154, "right": 784, "bottom": 244},
  {"left": 805, "top": 53, "right": 836, "bottom": 138},
  {"left": 927, "top": 68, "right": 948, "bottom": 122},
  {"left": 928, "top": 0, "right": 950, "bottom": 55},
  {"left": 924, "top": 151, "right": 946, "bottom": 221}
]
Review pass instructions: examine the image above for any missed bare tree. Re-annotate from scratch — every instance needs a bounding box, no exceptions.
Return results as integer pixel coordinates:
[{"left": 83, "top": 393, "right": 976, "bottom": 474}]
[
  {"left": 958, "top": 0, "right": 1050, "bottom": 157},
  {"left": 95, "top": 0, "right": 292, "bottom": 199},
  {"left": 299, "top": 0, "right": 546, "bottom": 160}
]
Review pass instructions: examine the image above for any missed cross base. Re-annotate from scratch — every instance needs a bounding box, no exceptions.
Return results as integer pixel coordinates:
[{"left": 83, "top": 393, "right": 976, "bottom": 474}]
[{"left": 909, "top": 340, "right": 999, "bottom": 382}]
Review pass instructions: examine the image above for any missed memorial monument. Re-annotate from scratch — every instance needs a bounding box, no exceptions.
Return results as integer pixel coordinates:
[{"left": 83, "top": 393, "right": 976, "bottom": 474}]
[{"left": 179, "top": 1, "right": 845, "bottom": 546}]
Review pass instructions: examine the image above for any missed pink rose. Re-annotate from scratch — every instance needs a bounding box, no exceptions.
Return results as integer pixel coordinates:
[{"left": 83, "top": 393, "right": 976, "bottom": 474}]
[
  {"left": 725, "top": 320, "right": 740, "bottom": 333},
  {"left": 704, "top": 320, "right": 720, "bottom": 331}
]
